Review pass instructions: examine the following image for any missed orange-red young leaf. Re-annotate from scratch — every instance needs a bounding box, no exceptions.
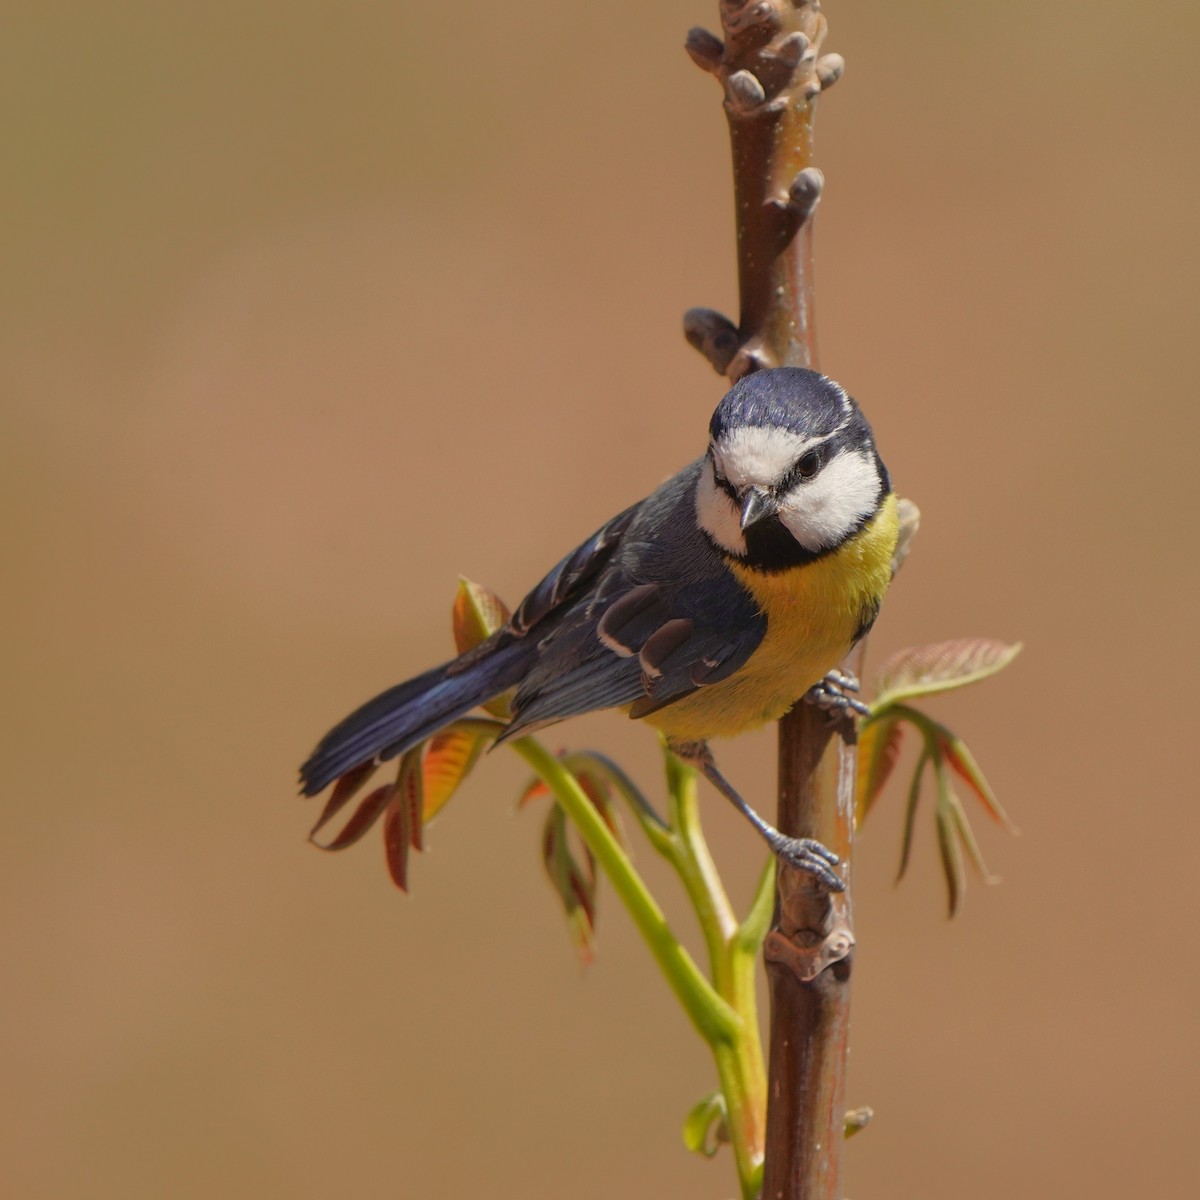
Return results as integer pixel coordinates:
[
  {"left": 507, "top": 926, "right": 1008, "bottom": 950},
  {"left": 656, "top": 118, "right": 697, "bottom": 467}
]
[
  {"left": 517, "top": 777, "right": 551, "bottom": 809},
  {"left": 308, "top": 759, "right": 377, "bottom": 839},
  {"left": 559, "top": 755, "right": 627, "bottom": 848},
  {"left": 407, "top": 767, "right": 423, "bottom": 853},
  {"left": 383, "top": 748, "right": 424, "bottom": 890},
  {"left": 451, "top": 578, "right": 514, "bottom": 717},
  {"left": 451, "top": 577, "right": 511, "bottom": 653},
  {"left": 568, "top": 858, "right": 597, "bottom": 928},
  {"left": 946, "top": 792, "right": 998, "bottom": 886},
  {"left": 518, "top": 752, "right": 630, "bottom": 847},
  {"left": 856, "top": 716, "right": 904, "bottom": 827},
  {"left": 314, "top": 784, "right": 394, "bottom": 851},
  {"left": 541, "top": 807, "right": 597, "bottom": 965},
  {"left": 940, "top": 732, "right": 1019, "bottom": 834},
  {"left": 421, "top": 722, "right": 490, "bottom": 822},
  {"left": 574, "top": 827, "right": 598, "bottom": 890},
  {"left": 874, "top": 638, "right": 1022, "bottom": 708},
  {"left": 560, "top": 749, "right": 669, "bottom": 835},
  {"left": 400, "top": 746, "right": 424, "bottom": 851},
  {"left": 383, "top": 797, "right": 411, "bottom": 891}
]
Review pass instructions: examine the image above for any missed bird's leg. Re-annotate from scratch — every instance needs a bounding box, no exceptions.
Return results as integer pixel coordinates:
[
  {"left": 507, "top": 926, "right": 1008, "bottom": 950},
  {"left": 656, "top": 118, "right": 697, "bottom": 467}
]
[
  {"left": 668, "top": 740, "right": 845, "bottom": 893},
  {"left": 805, "top": 669, "right": 870, "bottom": 717}
]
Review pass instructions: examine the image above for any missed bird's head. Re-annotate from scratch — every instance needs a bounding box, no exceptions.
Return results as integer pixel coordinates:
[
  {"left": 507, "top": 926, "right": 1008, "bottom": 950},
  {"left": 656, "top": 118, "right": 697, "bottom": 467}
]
[{"left": 696, "top": 367, "right": 891, "bottom": 570}]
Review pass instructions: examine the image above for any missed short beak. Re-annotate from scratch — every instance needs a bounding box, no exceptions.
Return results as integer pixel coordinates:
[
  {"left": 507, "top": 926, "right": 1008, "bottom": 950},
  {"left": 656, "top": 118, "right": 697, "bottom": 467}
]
[{"left": 739, "top": 488, "right": 778, "bottom": 531}]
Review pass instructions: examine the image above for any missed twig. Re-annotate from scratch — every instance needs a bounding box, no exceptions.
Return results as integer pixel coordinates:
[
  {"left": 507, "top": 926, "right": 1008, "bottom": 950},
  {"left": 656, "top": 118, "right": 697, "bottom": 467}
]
[{"left": 684, "top": 3, "right": 853, "bottom": 1196}]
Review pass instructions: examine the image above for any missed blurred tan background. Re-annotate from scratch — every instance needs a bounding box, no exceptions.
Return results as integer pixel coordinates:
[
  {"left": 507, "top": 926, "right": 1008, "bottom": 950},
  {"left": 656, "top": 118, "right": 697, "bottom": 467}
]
[{"left": 4, "top": 2, "right": 1198, "bottom": 1197}]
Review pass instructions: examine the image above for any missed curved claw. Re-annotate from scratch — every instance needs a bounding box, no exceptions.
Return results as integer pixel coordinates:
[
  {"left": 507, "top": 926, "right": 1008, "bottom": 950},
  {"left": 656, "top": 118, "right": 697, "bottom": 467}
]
[
  {"left": 773, "top": 834, "right": 845, "bottom": 892},
  {"left": 824, "top": 667, "right": 860, "bottom": 693},
  {"left": 806, "top": 673, "right": 870, "bottom": 717},
  {"left": 794, "top": 836, "right": 839, "bottom": 865}
]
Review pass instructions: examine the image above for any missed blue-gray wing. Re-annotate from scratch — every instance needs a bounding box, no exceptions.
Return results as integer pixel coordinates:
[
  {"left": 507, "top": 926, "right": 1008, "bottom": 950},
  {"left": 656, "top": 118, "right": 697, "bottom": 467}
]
[
  {"left": 507, "top": 500, "right": 643, "bottom": 636},
  {"left": 447, "top": 497, "right": 642, "bottom": 678},
  {"left": 499, "top": 461, "right": 766, "bottom": 737}
]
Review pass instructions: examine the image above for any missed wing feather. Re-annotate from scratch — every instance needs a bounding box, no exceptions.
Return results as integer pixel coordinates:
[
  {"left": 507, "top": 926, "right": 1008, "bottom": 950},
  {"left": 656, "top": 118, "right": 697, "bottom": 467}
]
[
  {"left": 498, "top": 460, "right": 769, "bottom": 736},
  {"left": 509, "top": 502, "right": 642, "bottom": 636}
]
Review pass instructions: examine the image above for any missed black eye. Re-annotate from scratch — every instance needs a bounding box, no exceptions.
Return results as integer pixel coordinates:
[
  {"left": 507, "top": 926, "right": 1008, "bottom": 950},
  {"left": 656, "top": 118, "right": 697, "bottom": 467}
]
[
  {"left": 795, "top": 450, "right": 821, "bottom": 479},
  {"left": 708, "top": 456, "right": 738, "bottom": 499}
]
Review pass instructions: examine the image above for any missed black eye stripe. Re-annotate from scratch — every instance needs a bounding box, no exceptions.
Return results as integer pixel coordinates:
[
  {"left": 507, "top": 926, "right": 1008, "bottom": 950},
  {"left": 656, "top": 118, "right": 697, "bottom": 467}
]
[
  {"left": 781, "top": 447, "right": 826, "bottom": 490},
  {"left": 707, "top": 452, "right": 740, "bottom": 501},
  {"left": 709, "top": 441, "right": 840, "bottom": 497}
]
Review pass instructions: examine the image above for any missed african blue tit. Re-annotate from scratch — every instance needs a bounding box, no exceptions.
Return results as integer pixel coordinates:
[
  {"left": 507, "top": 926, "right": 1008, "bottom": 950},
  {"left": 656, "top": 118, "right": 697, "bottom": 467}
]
[{"left": 300, "top": 366, "right": 898, "bottom": 887}]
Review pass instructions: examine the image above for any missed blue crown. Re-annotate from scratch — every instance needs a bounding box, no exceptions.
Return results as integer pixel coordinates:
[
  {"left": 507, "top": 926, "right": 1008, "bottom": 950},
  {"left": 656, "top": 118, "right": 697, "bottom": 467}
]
[{"left": 709, "top": 367, "right": 854, "bottom": 441}]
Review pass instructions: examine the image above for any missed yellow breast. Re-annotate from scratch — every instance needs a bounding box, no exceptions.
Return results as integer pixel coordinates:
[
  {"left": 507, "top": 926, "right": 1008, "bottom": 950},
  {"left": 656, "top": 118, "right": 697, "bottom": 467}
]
[{"left": 644, "top": 492, "right": 899, "bottom": 742}]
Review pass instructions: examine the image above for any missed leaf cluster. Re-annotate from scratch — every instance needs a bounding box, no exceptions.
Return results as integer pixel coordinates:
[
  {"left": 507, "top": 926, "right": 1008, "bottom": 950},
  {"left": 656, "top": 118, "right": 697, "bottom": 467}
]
[{"left": 857, "top": 639, "right": 1021, "bottom": 914}]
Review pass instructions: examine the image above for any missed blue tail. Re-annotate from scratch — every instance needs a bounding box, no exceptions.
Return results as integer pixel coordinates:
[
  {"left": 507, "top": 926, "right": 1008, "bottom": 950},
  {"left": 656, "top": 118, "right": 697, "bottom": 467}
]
[{"left": 299, "top": 639, "right": 532, "bottom": 796}]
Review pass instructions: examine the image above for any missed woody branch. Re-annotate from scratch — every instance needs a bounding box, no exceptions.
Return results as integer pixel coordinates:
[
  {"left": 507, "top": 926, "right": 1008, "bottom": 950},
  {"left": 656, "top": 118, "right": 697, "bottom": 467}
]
[{"left": 684, "top": 3, "right": 853, "bottom": 1197}]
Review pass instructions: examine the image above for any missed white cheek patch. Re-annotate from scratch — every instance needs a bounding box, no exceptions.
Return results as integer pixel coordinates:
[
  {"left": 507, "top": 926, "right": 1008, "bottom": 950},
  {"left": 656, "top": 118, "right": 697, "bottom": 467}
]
[
  {"left": 714, "top": 426, "right": 814, "bottom": 490},
  {"left": 778, "top": 449, "right": 881, "bottom": 552},
  {"left": 694, "top": 459, "right": 747, "bottom": 556}
]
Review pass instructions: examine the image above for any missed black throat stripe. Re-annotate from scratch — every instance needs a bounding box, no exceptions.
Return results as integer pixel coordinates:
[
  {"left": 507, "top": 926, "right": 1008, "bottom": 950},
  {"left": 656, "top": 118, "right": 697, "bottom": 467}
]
[{"left": 725, "top": 492, "right": 886, "bottom": 575}]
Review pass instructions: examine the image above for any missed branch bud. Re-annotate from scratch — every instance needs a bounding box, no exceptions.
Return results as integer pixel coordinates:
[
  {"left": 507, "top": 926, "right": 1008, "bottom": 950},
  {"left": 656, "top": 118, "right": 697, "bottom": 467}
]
[
  {"left": 787, "top": 167, "right": 825, "bottom": 224},
  {"left": 816, "top": 53, "right": 845, "bottom": 91},
  {"left": 725, "top": 69, "right": 766, "bottom": 113},
  {"left": 683, "top": 308, "right": 741, "bottom": 375},
  {"left": 772, "top": 31, "right": 810, "bottom": 69},
  {"left": 891, "top": 498, "right": 922, "bottom": 578},
  {"left": 684, "top": 27, "right": 724, "bottom": 74},
  {"left": 721, "top": 0, "right": 777, "bottom": 36}
]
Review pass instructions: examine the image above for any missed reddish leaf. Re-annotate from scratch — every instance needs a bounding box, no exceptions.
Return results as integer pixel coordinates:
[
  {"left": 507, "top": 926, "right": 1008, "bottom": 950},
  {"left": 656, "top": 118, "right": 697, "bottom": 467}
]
[
  {"left": 559, "top": 749, "right": 670, "bottom": 840},
  {"left": 407, "top": 765, "right": 424, "bottom": 853},
  {"left": 308, "top": 759, "right": 377, "bottom": 839},
  {"left": 451, "top": 579, "right": 513, "bottom": 718},
  {"left": 560, "top": 753, "right": 627, "bottom": 848},
  {"left": 451, "top": 577, "right": 511, "bottom": 653},
  {"left": 567, "top": 856, "right": 597, "bottom": 927},
  {"left": 383, "top": 748, "right": 424, "bottom": 890},
  {"left": 383, "top": 797, "right": 411, "bottom": 892},
  {"left": 874, "top": 639, "right": 1022, "bottom": 707},
  {"left": 574, "top": 827, "right": 598, "bottom": 891},
  {"left": 856, "top": 716, "right": 904, "bottom": 827},
  {"left": 541, "top": 807, "right": 597, "bottom": 965},
  {"left": 517, "top": 777, "right": 551, "bottom": 809},
  {"left": 421, "top": 722, "right": 490, "bottom": 822},
  {"left": 940, "top": 732, "right": 1019, "bottom": 833},
  {"left": 517, "top": 753, "right": 625, "bottom": 835},
  {"left": 313, "top": 784, "right": 393, "bottom": 851},
  {"left": 518, "top": 751, "right": 631, "bottom": 849},
  {"left": 946, "top": 791, "right": 998, "bottom": 887}
]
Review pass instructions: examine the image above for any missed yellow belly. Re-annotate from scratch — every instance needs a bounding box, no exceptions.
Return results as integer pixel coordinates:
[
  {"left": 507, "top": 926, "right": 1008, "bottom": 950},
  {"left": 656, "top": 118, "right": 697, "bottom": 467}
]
[{"left": 643, "top": 493, "right": 899, "bottom": 742}]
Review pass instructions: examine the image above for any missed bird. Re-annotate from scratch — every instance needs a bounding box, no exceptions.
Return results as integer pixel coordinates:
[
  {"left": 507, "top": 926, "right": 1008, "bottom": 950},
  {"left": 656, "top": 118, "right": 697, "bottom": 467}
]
[{"left": 299, "top": 366, "right": 899, "bottom": 888}]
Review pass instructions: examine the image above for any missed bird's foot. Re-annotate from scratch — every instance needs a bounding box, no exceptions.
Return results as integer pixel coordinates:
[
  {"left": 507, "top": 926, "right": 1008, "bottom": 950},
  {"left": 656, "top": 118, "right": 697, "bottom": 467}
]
[
  {"left": 805, "top": 669, "right": 870, "bottom": 718},
  {"left": 668, "top": 738, "right": 846, "bottom": 892},
  {"left": 763, "top": 830, "right": 845, "bottom": 892}
]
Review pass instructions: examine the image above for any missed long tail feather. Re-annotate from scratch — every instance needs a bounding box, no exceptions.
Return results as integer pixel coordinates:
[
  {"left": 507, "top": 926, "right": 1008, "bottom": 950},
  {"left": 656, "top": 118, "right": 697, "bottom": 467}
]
[{"left": 299, "top": 640, "right": 531, "bottom": 796}]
